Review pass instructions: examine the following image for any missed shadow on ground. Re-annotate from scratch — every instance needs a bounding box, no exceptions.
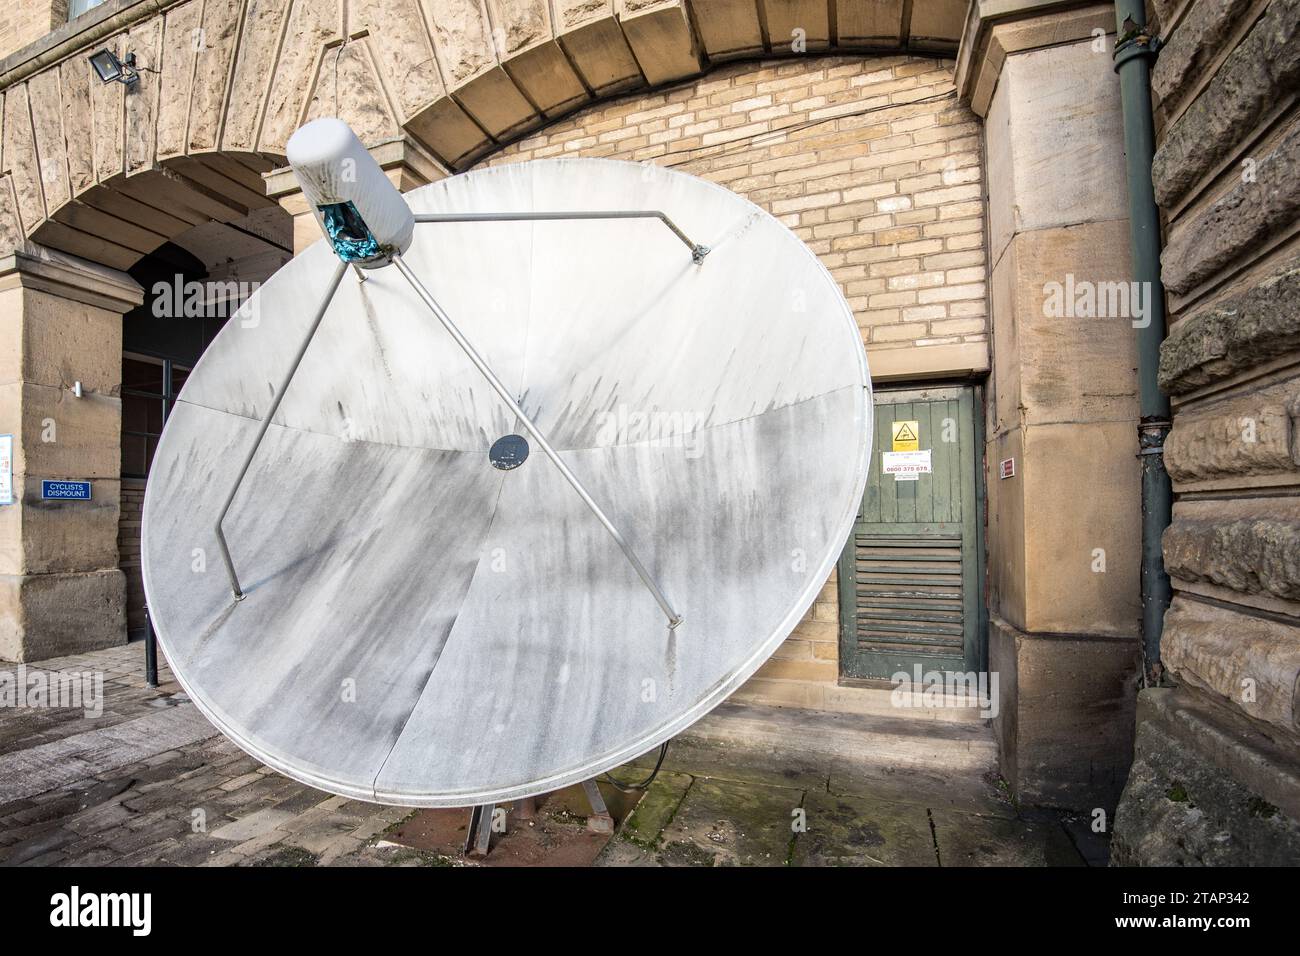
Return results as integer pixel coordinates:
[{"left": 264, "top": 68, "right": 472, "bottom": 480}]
[{"left": 0, "top": 644, "right": 1106, "bottom": 866}]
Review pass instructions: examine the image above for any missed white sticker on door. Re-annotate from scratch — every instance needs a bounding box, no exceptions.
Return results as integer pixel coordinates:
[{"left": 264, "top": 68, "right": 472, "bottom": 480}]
[{"left": 882, "top": 449, "right": 931, "bottom": 480}]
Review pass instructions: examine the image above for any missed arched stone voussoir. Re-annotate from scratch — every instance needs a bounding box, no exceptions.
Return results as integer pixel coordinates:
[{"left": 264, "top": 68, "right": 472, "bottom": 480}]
[
  {"left": 406, "top": 0, "right": 964, "bottom": 168},
  {"left": 0, "top": 0, "right": 967, "bottom": 266},
  {"left": 29, "top": 152, "right": 282, "bottom": 272}
]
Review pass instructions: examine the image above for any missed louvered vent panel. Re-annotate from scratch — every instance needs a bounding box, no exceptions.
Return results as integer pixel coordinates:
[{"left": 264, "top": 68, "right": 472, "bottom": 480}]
[{"left": 854, "top": 533, "right": 964, "bottom": 658}]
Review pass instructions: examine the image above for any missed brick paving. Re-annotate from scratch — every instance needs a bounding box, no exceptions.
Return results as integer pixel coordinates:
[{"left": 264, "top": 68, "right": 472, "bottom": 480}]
[{"left": 0, "top": 643, "right": 1103, "bottom": 866}]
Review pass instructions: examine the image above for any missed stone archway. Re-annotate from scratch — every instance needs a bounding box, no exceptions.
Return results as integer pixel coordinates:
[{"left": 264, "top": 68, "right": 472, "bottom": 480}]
[{"left": 0, "top": 0, "right": 968, "bottom": 273}]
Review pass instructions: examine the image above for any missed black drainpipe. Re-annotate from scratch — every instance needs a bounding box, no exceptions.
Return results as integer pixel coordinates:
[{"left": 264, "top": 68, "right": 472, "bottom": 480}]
[{"left": 1113, "top": 0, "right": 1173, "bottom": 686}]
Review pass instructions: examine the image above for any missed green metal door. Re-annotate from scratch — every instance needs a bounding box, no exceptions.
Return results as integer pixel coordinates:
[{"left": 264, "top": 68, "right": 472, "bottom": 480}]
[{"left": 838, "top": 385, "right": 983, "bottom": 680}]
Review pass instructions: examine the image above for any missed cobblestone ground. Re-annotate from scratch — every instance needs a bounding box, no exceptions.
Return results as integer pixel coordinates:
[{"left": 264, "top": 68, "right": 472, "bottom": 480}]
[{"left": 0, "top": 644, "right": 1103, "bottom": 866}]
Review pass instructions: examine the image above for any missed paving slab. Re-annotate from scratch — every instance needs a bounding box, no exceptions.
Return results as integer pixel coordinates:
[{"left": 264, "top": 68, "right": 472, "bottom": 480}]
[
  {"left": 629, "top": 734, "right": 832, "bottom": 793},
  {"left": 930, "top": 809, "right": 1084, "bottom": 867},
  {"left": 619, "top": 770, "right": 693, "bottom": 846},
  {"left": 828, "top": 758, "right": 1017, "bottom": 818},
  {"left": 0, "top": 704, "right": 217, "bottom": 804},
  {"left": 0, "top": 645, "right": 1100, "bottom": 866},
  {"left": 654, "top": 777, "right": 803, "bottom": 866},
  {"left": 211, "top": 807, "right": 297, "bottom": 842},
  {"left": 794, "top": 790, "right": 939, "bottom": 866}
]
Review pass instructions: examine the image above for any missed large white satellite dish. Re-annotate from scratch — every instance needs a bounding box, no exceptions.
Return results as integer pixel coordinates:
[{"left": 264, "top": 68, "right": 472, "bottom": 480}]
[{"left": 142, "top": 120, "right": 873, "bottom": 806}]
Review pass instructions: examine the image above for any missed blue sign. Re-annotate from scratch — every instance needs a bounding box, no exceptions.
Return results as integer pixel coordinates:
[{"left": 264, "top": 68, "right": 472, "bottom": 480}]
[{"left": 41, "top": 480, "right": 92, "bottom": 501}]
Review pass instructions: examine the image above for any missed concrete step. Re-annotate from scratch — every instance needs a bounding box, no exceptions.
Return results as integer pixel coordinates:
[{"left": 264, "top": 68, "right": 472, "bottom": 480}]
[
  {"left": 737, "top": 678, "right": 995, "bottom": 726},
  {"left": 682, "top": 699, "right": 997, "bottom": 775},
  {"left": 824, "top": 683, "right": 995, "bottom": 725}
]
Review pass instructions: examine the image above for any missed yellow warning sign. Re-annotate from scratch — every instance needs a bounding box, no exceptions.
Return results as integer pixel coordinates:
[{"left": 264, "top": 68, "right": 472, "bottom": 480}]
[{"left": 891, "top": 420, "right": 920, "bottom": 452}]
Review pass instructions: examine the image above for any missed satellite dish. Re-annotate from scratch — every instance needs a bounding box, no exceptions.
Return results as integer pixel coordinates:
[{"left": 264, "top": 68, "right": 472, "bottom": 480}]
[{"left": 142, "top": 120, "right": 873, "bottom": 806}]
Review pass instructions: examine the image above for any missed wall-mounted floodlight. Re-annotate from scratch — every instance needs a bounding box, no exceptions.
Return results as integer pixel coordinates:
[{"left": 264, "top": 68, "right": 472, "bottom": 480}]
[{"left": 88, "top": 49, "right": 138, "bottom": 87}]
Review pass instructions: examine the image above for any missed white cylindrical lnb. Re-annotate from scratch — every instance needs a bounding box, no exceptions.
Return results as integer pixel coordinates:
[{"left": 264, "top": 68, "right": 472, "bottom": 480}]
[{"left": 286, "top": 118, "right": 414, "bottom": 268}]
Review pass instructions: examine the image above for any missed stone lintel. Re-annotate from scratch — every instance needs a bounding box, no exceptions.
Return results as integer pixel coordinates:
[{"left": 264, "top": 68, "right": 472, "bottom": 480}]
[
  {"left": 955, "top": 0, "right": 1115, "bottom": 117},
  {"left": 868, "top": 341, "right": 990, "bottom": 382},
  {"left": 0, "top": 246, "right": 143, "bottom": 313}
]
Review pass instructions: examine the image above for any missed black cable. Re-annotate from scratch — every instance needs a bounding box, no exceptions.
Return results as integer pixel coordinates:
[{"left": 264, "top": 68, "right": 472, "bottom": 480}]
[{"left": 600, "top": 741, "right": 669, "bottom": 792}]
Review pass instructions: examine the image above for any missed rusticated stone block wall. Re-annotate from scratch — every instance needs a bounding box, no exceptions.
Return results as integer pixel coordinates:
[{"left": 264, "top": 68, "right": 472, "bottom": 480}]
[
  {"left": 1148, "top": 0, "right": 1300, "bottom": 735},
  {"left": 1114, "top": 0, "right": 1300, "bottom": 865}
]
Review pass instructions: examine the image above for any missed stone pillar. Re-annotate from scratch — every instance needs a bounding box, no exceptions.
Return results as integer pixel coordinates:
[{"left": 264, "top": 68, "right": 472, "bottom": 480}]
[
  {"left": 266, "top": 136, "right": 444, "bottom": 255},
  {"left": 957, "top": 3, "right": 1142, "bottom": 811},
  {"left": 0, "top": 247, "right": 143, "bottom": 661}
]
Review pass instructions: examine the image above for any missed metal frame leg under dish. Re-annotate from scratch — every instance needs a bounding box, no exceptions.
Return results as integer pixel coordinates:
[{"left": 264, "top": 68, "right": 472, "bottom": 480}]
[
  {"left": 464, "top": 781, "right": 615, "bottom": 857},
  {"left": 391, "top": 252, "right": 683, "bottom": 629},
  {"left": 465, "top": 804, "right": 494, "bottom": 858}
]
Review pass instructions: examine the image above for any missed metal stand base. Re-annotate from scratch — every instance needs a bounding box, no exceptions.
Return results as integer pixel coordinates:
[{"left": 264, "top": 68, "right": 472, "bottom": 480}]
[
  {"left": 143, "top": 604, "right": 158, "bottom": 688},
  {"left": 463, "top": 780, "right": 614, "bottom": 858},
  {"left": 581, "top": 779, "right": 615, "bottom": 835}
]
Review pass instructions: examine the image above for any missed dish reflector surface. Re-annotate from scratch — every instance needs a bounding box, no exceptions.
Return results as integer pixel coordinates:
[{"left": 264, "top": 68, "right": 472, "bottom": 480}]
[{"left": 142, "top": 159, "right": 873, "bottom": 805}]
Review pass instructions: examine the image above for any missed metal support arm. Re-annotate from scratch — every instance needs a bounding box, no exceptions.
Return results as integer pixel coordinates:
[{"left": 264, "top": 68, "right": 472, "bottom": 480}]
[
  {"left": 213, "top": 214, "right": 688, "bottom": 627},
  {"left": 390, "top": 252, "right": 684, "bottom": 629},
  {"left": 413, "top": 210, "right": 710, "bottom": 264},
  {"left": 215, "top": 259, "right": 349, "bottom": 600}
]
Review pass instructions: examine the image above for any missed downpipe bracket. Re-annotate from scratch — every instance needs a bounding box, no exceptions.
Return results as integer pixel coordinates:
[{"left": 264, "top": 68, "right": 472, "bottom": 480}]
[
  {"left": 1137, "top": 419, "right": 1171, "bottom": 456},
  {"left": 1112, "top": 19, "right": 1162, "bottom": 71}
]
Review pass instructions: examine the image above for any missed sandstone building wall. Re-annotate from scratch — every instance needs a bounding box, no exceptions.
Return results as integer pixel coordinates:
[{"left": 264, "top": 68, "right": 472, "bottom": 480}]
[{"left": 0, "top": 1, "right": 66, "bottom": 66}]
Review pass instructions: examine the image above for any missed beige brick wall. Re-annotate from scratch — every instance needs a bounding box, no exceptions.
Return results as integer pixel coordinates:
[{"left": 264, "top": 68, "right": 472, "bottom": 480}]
[
  {"left": 479, "top": 54, "right": 989, "bottom": 704},
  {"left": 482, "top": 54, "right": 988, "bottom": 365},
  {"left": 0, "top": 0, "right": 66, "bottom": 62}
]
